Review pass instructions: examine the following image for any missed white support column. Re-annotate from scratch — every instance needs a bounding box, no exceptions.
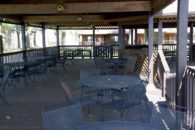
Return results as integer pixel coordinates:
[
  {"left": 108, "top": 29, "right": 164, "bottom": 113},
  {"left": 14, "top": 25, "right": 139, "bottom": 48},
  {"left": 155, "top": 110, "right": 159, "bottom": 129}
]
[
  {"left": 56, "top": 26, "right": 60, "bottom": 47},
  {"left": 190, "top": 23, "right": 193, "bottom": 61},
  {"left": 148, "top": 13, "right": 154, "bottom": 85},
  {"left": 158, "top": 21, "right": 163, "bottom": 51},
  {"left": 21, "top": 23, "right": 27, "bottom": 61},
  {"left": 42, "top": 24, "right": 46, "bottom": 55},
  {"left": 176, "top": 0, "right": 189, "bottom": 106},
  {"left": 135, "top": 29, "right": 138, "bottom": 45}
]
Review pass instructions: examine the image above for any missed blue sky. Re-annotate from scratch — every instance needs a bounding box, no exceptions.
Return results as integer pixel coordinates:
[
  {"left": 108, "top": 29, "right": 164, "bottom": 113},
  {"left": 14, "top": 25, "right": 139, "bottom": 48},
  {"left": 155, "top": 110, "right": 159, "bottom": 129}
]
[{"left": 163, "top": 0, "right": 195, "bottom": 14}]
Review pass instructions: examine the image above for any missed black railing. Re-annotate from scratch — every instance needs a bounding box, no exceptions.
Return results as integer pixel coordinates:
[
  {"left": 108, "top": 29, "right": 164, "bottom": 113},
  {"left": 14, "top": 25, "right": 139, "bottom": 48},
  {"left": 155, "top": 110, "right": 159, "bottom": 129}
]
[{"left": 60, "top": 45, "right": 119, "bottom": 59}]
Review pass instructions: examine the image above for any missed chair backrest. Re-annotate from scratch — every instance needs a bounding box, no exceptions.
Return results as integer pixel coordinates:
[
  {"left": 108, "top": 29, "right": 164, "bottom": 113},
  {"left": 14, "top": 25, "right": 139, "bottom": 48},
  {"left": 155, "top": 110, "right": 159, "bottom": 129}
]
[
  {"left": 127, "top": 83, "right": 146, "bottom": 99},
  {"left": 125, "top": 55, "right": 137, "bottom": 73},
  {"left": 60, "top": 81, "right": 75, "bottom": 103},
  {"left": 94, "top": 58, "right": 106, "bottom": 69},
  {"left": 80, "top": 68, "right": 100, "bottom": 80},
  {"left": 42, "top": 62, "right": 49, "bottom": 73},
  {"left": 42, "top": 103, "right": 85, "bottom": 130},
  {"left": 151, "top": 103, "right": 195, "bottom": 130}
]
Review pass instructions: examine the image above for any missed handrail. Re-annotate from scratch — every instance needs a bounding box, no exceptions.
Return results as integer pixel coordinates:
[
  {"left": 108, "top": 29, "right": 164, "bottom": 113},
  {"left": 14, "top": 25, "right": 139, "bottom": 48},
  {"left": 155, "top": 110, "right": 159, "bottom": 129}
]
[{"left": 158, "top": 49, "right": 170, "bottom": 73}]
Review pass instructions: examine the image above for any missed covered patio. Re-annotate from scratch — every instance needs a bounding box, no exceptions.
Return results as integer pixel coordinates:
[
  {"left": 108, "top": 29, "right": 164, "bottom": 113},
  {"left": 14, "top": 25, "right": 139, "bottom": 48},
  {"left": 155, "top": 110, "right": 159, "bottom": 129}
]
[{"left": 0, "top": 0, "right": 195, "bottom": 130}]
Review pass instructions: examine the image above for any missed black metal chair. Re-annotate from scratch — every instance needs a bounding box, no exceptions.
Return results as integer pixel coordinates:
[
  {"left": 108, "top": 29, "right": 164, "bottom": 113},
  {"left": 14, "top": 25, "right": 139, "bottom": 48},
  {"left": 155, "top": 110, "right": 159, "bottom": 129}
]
[
  {"left": 60, "top": 80, "right": 97, "bottom": 113},
  {"left": 101, "top": 82, "right": 148, "bottom": 121},
  {"left": 42, "top": 103, "right": 85, "bottom": 130}
]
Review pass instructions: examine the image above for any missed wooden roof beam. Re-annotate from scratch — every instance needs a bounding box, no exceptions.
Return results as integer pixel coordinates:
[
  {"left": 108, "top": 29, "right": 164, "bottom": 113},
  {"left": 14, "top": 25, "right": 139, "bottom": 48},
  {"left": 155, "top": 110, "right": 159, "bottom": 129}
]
[
  {"left": 106, "top": 15, "right": 148, "bottom": 22},
  {"left": 44, "top": 22, "right": 111, "bottom": 27},
  {"left": 0, "top": 1, "right": 151, "bottom": 14},
  {"left": 22, "top": 15, "right": 104, "bottom": 23},
  {"left": 152, "top": 0, "right": 175, "bottom": 14}
]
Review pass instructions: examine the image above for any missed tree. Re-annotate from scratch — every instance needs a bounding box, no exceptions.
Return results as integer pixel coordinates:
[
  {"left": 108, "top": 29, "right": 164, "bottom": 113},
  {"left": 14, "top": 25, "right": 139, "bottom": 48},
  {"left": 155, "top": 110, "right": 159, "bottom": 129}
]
[
  {"left": 26, "top": 27, "right": 38, "bottom": 48},
  {"left": 61, "top": 31, "right": 66, "bottom": 45},
  {"left": 15, "top": 25, "right": 21, "bottom": 48},
  {"left": 1, "top": 23, "right": 15, "bottom": 50}
]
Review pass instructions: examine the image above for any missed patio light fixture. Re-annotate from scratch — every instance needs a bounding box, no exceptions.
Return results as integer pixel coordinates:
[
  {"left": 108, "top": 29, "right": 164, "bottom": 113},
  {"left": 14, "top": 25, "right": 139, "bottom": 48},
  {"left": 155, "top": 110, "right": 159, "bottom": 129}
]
[{"left": 56, "top": 0, "right": 65, "bottom": 13}]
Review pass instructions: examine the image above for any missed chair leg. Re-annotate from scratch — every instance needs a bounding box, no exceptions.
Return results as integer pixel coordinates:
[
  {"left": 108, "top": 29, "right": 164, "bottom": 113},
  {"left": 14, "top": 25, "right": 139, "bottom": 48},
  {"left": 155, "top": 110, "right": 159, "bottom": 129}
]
[
  {"left": 144, "top": 100, "right": 150, "bottom": 111},
  {"left": 120, "top": 110, "right": 124, "bottom": 120},
  {"left": 87, "top": 105, "right": 90, "bottom": 114},
  {"left": 140, "top": 101, "right": 144, "bottom": 122}
]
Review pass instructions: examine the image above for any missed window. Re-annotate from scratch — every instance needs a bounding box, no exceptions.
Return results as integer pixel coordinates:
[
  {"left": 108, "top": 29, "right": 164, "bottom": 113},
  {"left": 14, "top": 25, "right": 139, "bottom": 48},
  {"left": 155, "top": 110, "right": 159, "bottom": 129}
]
[
  {"left": 110, "top": 36, "right": 118, "bottom": 42},
  {"left": 2, "top": 23, "right": 22, "bottom": 53},
  {"left": 87, "top": 36, "right": 93, "bottom": 42},
  {"left": 25, "top": 26, "right": 43, "bottom": 49},
  {"left": 45, "top": 29, "right": 56, "bottom": 47}
]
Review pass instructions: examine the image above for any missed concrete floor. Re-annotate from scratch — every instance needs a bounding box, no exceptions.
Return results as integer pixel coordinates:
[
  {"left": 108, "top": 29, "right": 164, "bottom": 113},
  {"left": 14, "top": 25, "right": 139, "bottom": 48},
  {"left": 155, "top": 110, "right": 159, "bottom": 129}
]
[{"left": 0, "top": 60, "right": 164, "bottom": 130}]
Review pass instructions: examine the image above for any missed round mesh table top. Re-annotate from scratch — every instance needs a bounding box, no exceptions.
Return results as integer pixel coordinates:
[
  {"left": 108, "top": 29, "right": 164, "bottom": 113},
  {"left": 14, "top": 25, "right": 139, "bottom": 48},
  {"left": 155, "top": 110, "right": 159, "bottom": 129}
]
[{"left": 80, "top": 75, "right": 141, "bottom": 89}]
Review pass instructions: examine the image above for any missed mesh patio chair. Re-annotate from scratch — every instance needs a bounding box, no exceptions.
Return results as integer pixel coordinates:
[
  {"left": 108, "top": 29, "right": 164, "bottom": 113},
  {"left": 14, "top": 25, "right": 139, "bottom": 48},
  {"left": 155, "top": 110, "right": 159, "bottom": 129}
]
[
  {"left": 28, "top": 61, "right": 49, "bottom": 80},
  {"left": 80, "top": 68, "right": 100, "bottom": 95},
  {"left": 60, "top": 81, "right": 97, "bottom": 113},
  {"left": 0, "top": 71, "right": 10, "bottom": 104},
  {"left": 42, "top": 103, "right": 85, "bottom": 130},
  {"left": 151, "top": 102, "right": 195, "bottom": 130},
  {"left": 101, "top": 82, "right": 148, "bottom": 121},
  {"left": 124, "top": 55, "right": 137, "bottom": 75},
  {"left": 94, "top": 58, "right": 114, "bottom": 75}
]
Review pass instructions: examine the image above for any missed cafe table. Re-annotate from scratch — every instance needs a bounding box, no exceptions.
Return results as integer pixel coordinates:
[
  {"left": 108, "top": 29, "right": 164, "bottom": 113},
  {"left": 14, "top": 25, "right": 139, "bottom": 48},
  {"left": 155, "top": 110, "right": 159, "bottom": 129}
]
[
  {"left": 71, "top": 121, "right": 163, "bottom": 130},
  {"left": 80, "top": 75, "right": 141, "bottom": 90},
  {"left": 4, "top": 61, "right": 40, "bottom": 84}
]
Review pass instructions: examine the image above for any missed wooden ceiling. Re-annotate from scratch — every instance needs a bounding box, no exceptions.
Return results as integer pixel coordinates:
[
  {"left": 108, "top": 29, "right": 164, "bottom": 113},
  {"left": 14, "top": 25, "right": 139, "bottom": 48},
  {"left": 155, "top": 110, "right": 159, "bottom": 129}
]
[{"left": 0, "top": 0, "right": 175, "bottom": 27}]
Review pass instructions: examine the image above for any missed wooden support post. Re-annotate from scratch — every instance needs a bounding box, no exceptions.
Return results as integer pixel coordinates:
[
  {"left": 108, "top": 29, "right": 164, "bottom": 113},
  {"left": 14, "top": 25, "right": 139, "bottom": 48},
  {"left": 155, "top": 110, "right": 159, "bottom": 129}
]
[
  {"left": 131, "top": 29, "right": 134, "bottom": 45},
  {"left": 158, "top": 21, "right": 163, "bottom": 51},
  {"left": 190, "top": 23, "right": 194, "bottom": 61},
  {"left": 135, "top": 29, "right": 138, "bottom": 45},
  {"left": 92, "top": 26, "right": 95, "bottom": 57},
  {"left": 176, "top": 0, "right": 189, "bottom": 106},
  {"left": 21, "top": 23, "right": 27, "bottom": 62},
  {"left": 0, "top": 23, "right": 3, "bottom": 54},
  {"left": 148, "top": 12, "right": 154, "bottom": 85},
  {"left": 42, "top": 24, "right": 46, "bottom": 56},
  {"left": 56, "top": 26, "right": 60, "bottom": 58}
]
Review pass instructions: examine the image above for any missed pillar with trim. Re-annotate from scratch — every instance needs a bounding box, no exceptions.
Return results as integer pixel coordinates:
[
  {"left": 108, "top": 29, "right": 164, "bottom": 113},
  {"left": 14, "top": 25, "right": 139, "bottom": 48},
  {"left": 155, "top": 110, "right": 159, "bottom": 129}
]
[
  {"left": 148, "top": 12, "right": 154, "bottom": 85},
  {"left": 176, "top": 0, "right": 189, "bottom": 106}
]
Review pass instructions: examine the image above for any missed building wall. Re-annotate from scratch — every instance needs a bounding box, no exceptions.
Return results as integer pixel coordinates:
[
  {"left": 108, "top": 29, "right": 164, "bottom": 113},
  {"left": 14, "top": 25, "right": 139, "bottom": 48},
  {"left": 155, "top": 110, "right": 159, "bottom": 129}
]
[{"left": 80, "top": 34, "right": 129, "bottom": 46}]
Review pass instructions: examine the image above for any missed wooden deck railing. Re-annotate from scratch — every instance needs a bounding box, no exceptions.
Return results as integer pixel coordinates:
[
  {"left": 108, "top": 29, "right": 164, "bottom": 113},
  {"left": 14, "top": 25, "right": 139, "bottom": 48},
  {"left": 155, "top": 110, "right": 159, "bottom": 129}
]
[{"left": 183, "top": 66, "right": 195, "bottom": 109}]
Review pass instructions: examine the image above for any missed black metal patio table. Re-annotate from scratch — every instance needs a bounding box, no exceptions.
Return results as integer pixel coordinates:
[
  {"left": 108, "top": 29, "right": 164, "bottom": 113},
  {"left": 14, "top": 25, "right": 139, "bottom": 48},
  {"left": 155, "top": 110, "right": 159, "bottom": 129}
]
[
  {"left": 36, "top": 56, "right": 56, "bottom": 62},
  {"left": 71, "top": 121, "right": 163, "bottom": 130},
  {"left": 80, "top": 75, "right": 141, "bottom": 90},
  {"left": 4, "top": 61, "right": 40, "bottom": 84}
]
